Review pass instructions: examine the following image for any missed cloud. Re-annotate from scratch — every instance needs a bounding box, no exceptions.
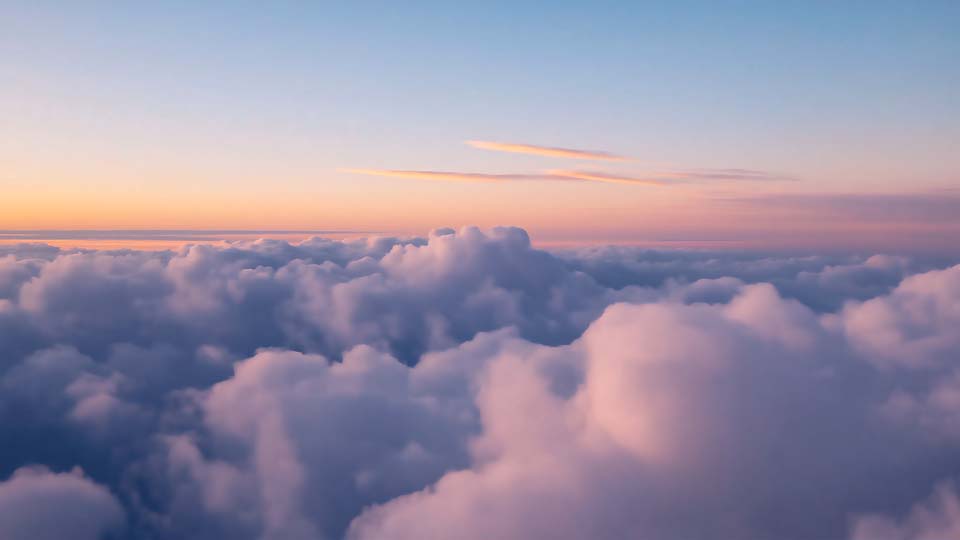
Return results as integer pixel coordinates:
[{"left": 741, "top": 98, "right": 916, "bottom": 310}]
[
  {"left": 341, "top": 168, "right": 670, "bottom": 187},
  {"left": 679, "top": 168, "right": 797, "bottom": 181},
  {"left": 344, "top": 140, "right": 793, "bottom": 189},
  {"left": 831, "top": 264, "right": 960, "bottom": 369},
  {"left": 0, "top": 228, "right": 957, "bottom": 538},
  {"left": 546, "top": 170, "right": 666, "bottom": 186},
  {"left": 851, "top": 481, "right": 960, "bottom": 540},
  {"left": 344, "top": 289, "right": 897, "bottom": 540},
  {"left": 0, "top": 466, "right": 124, "bottom": 540},
  {"left": 722, "top": 192, "right": 960, "bottom": 222},
  {"left": 340, "top": 167, "right": 792, "bottom": 186},
  {"left": 338, "top": 168, "right": 561, "bottom": 183},
  {"left": 0, "top": 229, "right": 368, "bottom": 241},
  {"left": 466, "top": 140, "right": 628, "bottom": 161}
]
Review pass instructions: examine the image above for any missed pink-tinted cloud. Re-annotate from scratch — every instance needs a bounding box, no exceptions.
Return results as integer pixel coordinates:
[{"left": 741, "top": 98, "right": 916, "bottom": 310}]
[
  {"left": 466, "top": 140, "right": 628, "bottom": 161},
  {"left": 341, "top": 168, "right": 662, "bottom": 186},
  {"left": 341, "top": 167, "right": 792, "bottom": 186},
  {"left": 547, "top": 170, "right": 666, "bottom": 186},
  {"left": 0, "top": 466, "right": 124, "bottom": 540},
  {"left": 339, "top": 168, "right": 561, "bottom": 183},
  {"left": 723, "top": 192, "right": 960, "bottom": 222},
  {"left": 851, "top": 481, "right": 960, "bottom": 540},
  {"left": 0, "top": 228, "right": 959, "bottom": 539},
  {"left": 679, "top": 168, "right": 797, "bottom": 182}
]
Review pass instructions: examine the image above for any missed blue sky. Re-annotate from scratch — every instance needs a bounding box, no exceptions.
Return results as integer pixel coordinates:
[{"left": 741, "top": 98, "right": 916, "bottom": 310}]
[{"left": 2, "top": 1, "right": 958, "bottom": 245}]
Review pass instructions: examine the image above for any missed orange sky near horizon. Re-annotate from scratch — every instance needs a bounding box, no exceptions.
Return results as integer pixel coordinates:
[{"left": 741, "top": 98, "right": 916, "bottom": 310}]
[{"left": 3, "top": 1, "right": 957, "bottom": 253}]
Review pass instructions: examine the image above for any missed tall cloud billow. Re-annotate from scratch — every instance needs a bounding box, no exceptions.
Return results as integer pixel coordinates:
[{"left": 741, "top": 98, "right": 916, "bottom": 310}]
[
  {"left": 0, "top": 226, "right": 958, "bottom": 539},
  {"left": 0, "top": 466, "right": 124, "bottom": 540}
]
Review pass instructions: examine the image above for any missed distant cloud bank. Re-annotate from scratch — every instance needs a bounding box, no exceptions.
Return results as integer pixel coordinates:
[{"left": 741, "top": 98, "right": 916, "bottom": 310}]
[{"left": 0, "top": 227, "right": 959, "bottom": 539}]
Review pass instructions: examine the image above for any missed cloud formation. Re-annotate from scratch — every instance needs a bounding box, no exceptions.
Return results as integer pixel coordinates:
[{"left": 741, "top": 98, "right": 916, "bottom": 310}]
[
  {"left": 342, "top": 168, "right": 671, "bottom": 186},
  {"left": 344, "top": 141, "right": 794, "bottom": 188},
  {"left": 0, "top": 466, "right": 123, "bottom": 540},
  {"left": 0, "top": 227, "right": 958, "bottom": 538},
  {"left": 546, "top": 170, "right": 666, "bottom": 185},
  {"left": 680, "top": 168, "right": 796, "bottom": 182},
  {"left": 466, "top": 140, "right": 628, "bottom": 161},
  {"left": 851, "top": 481, "right": 960, "bottom": 540},
  {"left": 338, "top": 169, "right": 562, "bottom": 183},
  {"left": 340, "top": 167, "right": 792, "bottom": 187},
  {"left": 722, "top": 192, "right": 960, "bottom": 222}
]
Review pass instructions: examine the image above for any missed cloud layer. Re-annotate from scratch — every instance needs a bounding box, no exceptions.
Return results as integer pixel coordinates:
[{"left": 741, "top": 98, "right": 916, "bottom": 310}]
[{"left": 0, "top": 227, "right": 958, "bottom": 538}]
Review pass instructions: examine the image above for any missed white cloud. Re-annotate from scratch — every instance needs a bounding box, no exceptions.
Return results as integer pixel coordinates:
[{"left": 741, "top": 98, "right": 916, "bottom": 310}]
[
  {"left": 0, "top": 466, "right": 123, "bottom": 540},
  {"left": 0, "top": 228, "right": 957, "bottom": 538}
]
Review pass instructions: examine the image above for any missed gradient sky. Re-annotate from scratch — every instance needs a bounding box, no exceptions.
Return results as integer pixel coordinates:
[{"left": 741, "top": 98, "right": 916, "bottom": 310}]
[{"left": 2, "top": 1, "right": 958, "bottom": 249}]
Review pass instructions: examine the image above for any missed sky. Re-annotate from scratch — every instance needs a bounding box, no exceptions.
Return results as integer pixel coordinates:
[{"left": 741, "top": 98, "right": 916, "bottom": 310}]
[
  {"left": 4, "top": 5, "right": 960, "bottom": 538},
  {"left": 2, "top": 1, "right": 958, "bottom": 249}
]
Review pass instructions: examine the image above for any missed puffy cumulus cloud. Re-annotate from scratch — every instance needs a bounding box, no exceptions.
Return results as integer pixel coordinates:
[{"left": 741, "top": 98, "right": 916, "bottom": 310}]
[
  {"left": 851, "top": 480, "right": 960, "bottom": 540},
  {"left": 0, "top": 466, "right": 124, "bottom": 540},
  {"left": 558, "top": 247, "right": 949, "bottom": 312},
  {"left": 155, "top": 284, "right": 960, "bottom": 539},
  {"left": 155, "top": 345, "right": 482, "bottom": 538},
  {"left": 0, "top": 254, "right": 44, "bottom": 299},
  {"left": 0, "top": 227, "right": 613, "bottom": 365},
  {"left": 833, "top": 264, "right": 960, "bottom": 369},
  {"left": 285, "top": 227, "right": 607, "bottom": 360},
  {"left": 345, "top": 290, "right": 925, "bottom": 540},
  {"left": 0, "top": 227, "right": 957, "bottom": 539}
]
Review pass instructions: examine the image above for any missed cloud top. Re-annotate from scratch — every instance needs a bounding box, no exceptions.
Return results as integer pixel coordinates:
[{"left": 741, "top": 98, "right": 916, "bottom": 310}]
[{"left": 0, "top": 228, "right": 958, "bottom": 539}]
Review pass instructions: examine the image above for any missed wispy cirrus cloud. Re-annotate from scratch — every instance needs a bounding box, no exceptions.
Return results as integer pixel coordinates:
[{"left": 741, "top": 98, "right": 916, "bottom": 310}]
[
  {"left": 342, "top": 167, "right": 790, "bottom": 186},
  {"left": 466, "top": 140, "right": 628, "bottom": 161},
  {"left": 341, "top": 168, "right": 668, "bottom": 186},
  {"left": 722, "top": 192, "right": 960, "bottom": 222},
  {"left": 547, "top": 170, "right": 666, "bottom": 186},
  {"left": 339, "top": 168, "right": 564, "bottom": 183},
  {"left": 343, "top": 141, "right": 795, "bottom": 187},
  {"left": 679, "top": 168, "right": 797, "bottom": 182}
]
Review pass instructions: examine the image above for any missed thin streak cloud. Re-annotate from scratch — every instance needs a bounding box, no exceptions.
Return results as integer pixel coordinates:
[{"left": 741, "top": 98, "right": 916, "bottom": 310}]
[
  {"left": 681, "top": 168, "right": 797, "bottom": 182},
  {"left": 721, "top": 192, "right": 960, "bottom": 222},
  {"left": 341, "top": 167, "right": 791, "bottom": 186},
  {"left": 341, "top": 168, "right": 665, "bottom": 186},
  {"left": 339, "top": 169, "right": 562, "bottom": 183},
  {"left": 548, "top": 170, "right": 665, "bottom": 186},
  {"left": 466, "top": 140, "right": 628, "bottom": 161}
]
